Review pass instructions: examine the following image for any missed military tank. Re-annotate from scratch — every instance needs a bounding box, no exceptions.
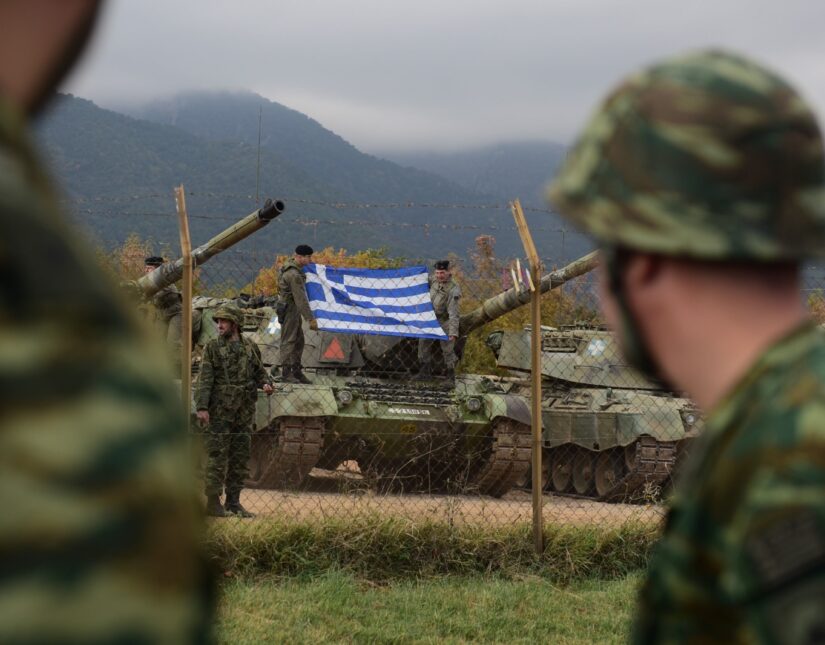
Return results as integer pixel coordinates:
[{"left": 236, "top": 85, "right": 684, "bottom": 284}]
[
  {"left": 485, "top": 324, "right": 701, "bottom": 502},
  {"left": 215, "top": 252, "right": 599, "bottom": 497}
]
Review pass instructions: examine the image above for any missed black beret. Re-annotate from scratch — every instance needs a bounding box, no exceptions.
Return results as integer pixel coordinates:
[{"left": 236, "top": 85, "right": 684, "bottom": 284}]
[
  {"left": 434, "top": 260, "right": 450, "bottom": 270},
  {"left": 145, "top": 256, "right": 165, "bottom": 267},
  {"left": 295, "top": 244, "right": 314, "bottom": 256}
]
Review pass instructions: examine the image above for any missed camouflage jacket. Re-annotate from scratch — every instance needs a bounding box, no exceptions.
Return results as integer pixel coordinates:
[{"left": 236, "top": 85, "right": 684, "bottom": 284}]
[
  {"left": 195, "top": 334, "right": 270, "bottom": 421},
  {"left": 632, "top": 321, "right": 825, "bottom": 644},
  {"left": 153, "top": 283, "right": 182, "bottom": 321},
  {"left": 278, "top": 259, "right": 314, "bottom": 321},
  {"left": 430, "top": 278, "right": 461, "bottom": 337},
  {"left": 0, "top": 98, "right": 211, "bottom": 640}
]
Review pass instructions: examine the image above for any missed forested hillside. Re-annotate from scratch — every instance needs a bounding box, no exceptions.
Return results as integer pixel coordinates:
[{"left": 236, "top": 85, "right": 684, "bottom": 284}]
[{"left": 35, "top": 93, "right": 589, "bottom": 263}]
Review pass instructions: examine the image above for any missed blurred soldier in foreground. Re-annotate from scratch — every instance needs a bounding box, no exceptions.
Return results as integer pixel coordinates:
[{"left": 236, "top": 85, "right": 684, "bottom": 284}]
[
  {"left": 196, "top": 306, "right": 273, "bottom": 517},
  {"left": 416, "top": 260, "right": 461, "bottom": 380},
  {"left": 0, "top": 0, "right": 212, "bottom": 641},
  {"left": 549, "top": 49, "right": 825, "bottom": 643},
  {"left": 278, "top": 244, "right": 318, "bottom": 383},
  {"left": 145, "top": 255, "right": 183, "bottom": 369}
]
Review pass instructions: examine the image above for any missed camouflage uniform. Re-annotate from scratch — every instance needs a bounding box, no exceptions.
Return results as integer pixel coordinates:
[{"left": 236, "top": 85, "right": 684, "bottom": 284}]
[
  {"left": 153, "top": 283, "right": 183, "bottom": 367},
  {"left": 278, "top": 258, "right": 314, "bottom": 367},
  {"left": 0, "top": 98, "right": 212, "bottom": 640},
  {"left": 548, "top": 50, "right": 825, "bottom": 643},
  {"left": 418, "top": 277, "right": 461, "bottom": 370},
  {"left": 195, "top": 311, "right": 271, "bottom": 498}
]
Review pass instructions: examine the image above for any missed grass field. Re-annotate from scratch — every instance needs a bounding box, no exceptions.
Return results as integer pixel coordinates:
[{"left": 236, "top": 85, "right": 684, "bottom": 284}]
[{"left": 217, "top": 570, "right": 642, "bottom": 644}]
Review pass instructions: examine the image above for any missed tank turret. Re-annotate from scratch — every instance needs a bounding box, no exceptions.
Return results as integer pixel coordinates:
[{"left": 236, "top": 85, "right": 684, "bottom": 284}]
[{"left": 134, "top": 198, "right": 284, "bottom": 299}]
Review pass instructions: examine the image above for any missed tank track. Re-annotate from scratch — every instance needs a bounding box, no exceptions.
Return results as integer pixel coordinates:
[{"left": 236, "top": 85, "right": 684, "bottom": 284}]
[
  {"left": 599, "top": 436, "right": 677, "bottom": 502},
  {"left": 246, "top": 416, "right": 325, "bottom": 489},
  {"left": 468, "top": 418, "right": 532, "bottom": 498},
  {"left": 547, "top": 436, "right": 677, "bottom": 503}
]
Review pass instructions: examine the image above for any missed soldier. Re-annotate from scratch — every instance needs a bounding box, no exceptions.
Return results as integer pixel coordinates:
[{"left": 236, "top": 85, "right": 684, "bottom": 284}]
[
  {"left": 196, "top": 305, "right": 273, "bottom": 518},
  {"left": 0, "top": 1, "right": 212, "bottom": 641},
  {"left": 416, "top": 260, "right": 461, "bottom": 380},
  {"left": 144, "top": 255, "right": 183, "bottom": 368},
  {"left": 278, "top": 244, "right": 318, "bottom": 383},
  {"left": 548, "top": 49, "right": 825, "bottom": 643}
]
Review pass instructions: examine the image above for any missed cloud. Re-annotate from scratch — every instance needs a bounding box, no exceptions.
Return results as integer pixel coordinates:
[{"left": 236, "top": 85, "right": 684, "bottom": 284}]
[{"left": 67, "top": 0, "right": 825, "bottom": 152}]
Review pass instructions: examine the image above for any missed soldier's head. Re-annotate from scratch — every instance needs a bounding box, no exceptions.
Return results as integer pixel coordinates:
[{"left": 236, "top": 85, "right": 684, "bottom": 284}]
[
  {"left": 144, "top": 256, "right": 165, "bottom": 275},
  {"left": 212, "top": 306, "right": 242, "bottom": 338},
  {"left": 294, "top": 244, "right": 314, "bottom": 268},
  {"left": 548, "top": 49, "right": 825, "bottom": 384},
  {"left": 0, "top": 0, "right": 103, "bottom": 117},
  {"left": 434, "top": 260, "right": 451, "bottom": 283}
]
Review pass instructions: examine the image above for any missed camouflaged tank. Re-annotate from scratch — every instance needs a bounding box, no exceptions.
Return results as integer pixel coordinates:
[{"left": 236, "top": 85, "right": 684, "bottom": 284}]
[
  {"left": 485, "top": 324, "right": 701, "bottom": 502},
  {"left": 212, "top": 252, "right": 598, "bottom": 497}
]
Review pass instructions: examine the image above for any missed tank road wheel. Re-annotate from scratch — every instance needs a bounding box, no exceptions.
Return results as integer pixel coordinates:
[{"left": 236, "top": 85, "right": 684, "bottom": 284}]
[
  {"left": 246, "top": 417, "right": 325, "bottom": 489},
  {"left": 572, "top": 449, "right": 595, "bottom": 496},
  {"left": 549, "top": 449, "right": 572, "bottom": 493},
  {"left": 594, "top": 451, "right": 624, "bottom": 498},
  {"left": 513, "top": 453, "right": 550, "bottom": 491}
]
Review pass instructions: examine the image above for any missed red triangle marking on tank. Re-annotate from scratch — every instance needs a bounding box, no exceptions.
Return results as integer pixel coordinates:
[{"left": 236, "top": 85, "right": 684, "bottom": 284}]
[{"left": 323, "top": 337, "right": 346, "bottom": 360}]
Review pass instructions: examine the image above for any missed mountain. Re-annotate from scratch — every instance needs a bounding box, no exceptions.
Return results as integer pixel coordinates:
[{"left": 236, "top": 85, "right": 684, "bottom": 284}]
[
  {"left": 35, "top": 93, "right": 589, "bottom": 267},
  {"left": 382, "top": 141, "right": 568, "bottom": 208}
]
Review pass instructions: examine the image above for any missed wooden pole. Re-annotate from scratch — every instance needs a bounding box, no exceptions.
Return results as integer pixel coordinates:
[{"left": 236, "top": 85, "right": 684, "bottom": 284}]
[
  {"left": 511, "top": 198, "right": 544, "bottom": 554},
  {"left": 174, "top": 185, "right": 193, "bottom": 431}
]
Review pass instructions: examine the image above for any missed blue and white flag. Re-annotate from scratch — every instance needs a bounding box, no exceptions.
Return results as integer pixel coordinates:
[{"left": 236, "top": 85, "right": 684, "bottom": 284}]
[{"left": 304, "top": 264, "right": 448, "bottom": 340}]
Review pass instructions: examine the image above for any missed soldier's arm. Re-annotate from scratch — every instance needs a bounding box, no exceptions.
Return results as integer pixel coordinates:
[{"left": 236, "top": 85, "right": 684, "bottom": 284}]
[
  {"left": 447, "top": 284, "right": 461, "bottom": 337},
  {"left": 251, "top": 343, "right": 271, "bottom": 387},
  {"left": 194, "top": 343, "right": 215, "bottom": 410},
  {"left": 287, "top": 270, "right": 315, "bottom": 322}
]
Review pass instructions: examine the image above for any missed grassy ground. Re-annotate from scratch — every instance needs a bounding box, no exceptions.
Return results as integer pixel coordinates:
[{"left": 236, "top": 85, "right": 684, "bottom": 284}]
[
  {"left": 207, "top": 516, "right": 657, "bottom": 582},
  {"left": 217, "top": 570, "right": 642, "bottom": 644}
]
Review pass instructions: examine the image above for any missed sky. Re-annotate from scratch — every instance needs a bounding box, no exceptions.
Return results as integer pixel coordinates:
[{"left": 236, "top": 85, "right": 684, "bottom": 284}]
[{"left": 67, "top": 0, "right": 825, "bottom": 154}]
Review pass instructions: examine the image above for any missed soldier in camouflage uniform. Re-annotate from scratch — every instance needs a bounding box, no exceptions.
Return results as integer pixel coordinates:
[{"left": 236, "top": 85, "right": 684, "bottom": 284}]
[
  {"left": 548, "top": 49, "right": 825, "bottom": 643},
  {"left": 144, "top": 255, "right": 183, "bottom": 368},
  {"left": 0, "top": 1, "right": 212, "bottom": 641},
  {"left": 196, "top": 305, "right": 273, "bottom": 517},
  {"left": 416, "top": 260, "right": 461, "bottom": 380},
  {"left": 278, "top": 244, "right": 318, "bottom": 383}
]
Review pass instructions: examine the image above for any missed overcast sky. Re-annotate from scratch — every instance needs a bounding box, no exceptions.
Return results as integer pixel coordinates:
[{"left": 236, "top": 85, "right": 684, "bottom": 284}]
[{"left": 66, "top": 0, "right": 825, "bottom": 154}]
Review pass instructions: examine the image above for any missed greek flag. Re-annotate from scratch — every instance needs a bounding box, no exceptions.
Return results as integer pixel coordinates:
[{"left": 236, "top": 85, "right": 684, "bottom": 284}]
[{"left": 304, "top": 264, "right": 448, "bottom": 340}]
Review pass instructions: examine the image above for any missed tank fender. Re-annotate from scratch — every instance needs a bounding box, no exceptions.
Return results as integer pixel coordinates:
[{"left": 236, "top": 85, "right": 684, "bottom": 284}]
[
  {"left": 485, "top": 393, "right": 531, "bottom": 426},
  {"left": 253, "top": 385, "right": 337, "bottom": 430}
]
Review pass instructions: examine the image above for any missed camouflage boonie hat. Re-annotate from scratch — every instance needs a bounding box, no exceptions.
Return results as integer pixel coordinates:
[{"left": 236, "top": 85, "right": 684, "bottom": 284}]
[
  {"left": 548, "top": 49, "right": 825, "bottom": 260},
  {"left": 212, "top": 306, "right": 243, "bottom": 326}
]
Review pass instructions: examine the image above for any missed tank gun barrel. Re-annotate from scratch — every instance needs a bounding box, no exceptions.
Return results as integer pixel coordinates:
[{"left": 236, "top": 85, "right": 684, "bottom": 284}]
[
  {"left": 458, "top": 251, "right": 598, "bottom": 336},
  {"left": 135, "top": 198, "right": 284, "bottom": 299}
]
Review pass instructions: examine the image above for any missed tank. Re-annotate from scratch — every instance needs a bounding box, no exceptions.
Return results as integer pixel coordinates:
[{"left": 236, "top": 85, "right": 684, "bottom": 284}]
[
  {"left": 485, "top": 324, "right": 701, "bottom": 502},
  {"left": 193, "top": 252, "right": 598, "bottom": 497}
]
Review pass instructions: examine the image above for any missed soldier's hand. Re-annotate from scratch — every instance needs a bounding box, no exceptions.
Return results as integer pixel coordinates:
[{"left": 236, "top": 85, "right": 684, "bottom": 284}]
[
  {"left": 309, "top": 319, "right": 319, "bottom": 331},
  {"left": 196, "top": 410, "right": 210, "bottom": 426},
  {"left": 262, "top": 383, "right": 273, "bottom": 395},
  {"left": 449, "top": 335, "right": 457, "bottom": 342}
]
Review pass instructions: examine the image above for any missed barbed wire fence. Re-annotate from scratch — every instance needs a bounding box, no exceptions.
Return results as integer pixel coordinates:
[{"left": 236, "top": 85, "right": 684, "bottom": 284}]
[{"left": 74, "top": 192, "right": 825, "bottom": 541}]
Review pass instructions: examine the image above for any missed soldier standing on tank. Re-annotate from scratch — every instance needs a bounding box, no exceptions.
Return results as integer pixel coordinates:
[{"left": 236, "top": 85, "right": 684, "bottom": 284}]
[
  {"left": 195, "top": 305, "right": 273, "bottom": 517},
  {"left": 0, "top": 1, "right": 213, "bottom": 640},
  {"left": 548, "top": 49, "right": 825, "bottom": 643},
  {"left": 144, "top": 255, "right": 183, "bottom": 369},
  {"left": 278, "top": 244, "right": 318, "bottom": 383},
  {"left": 416, "top": 260, "right": 461, "bottom": 380}
]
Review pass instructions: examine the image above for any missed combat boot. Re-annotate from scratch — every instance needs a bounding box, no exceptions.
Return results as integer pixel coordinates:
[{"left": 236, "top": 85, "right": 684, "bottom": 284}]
[
  {"left": 281, "top": 365, "right": 299, "bottom": 383},
  {"left": 414, "top": 362, "right": 432, "bottom": 381},
  {"left": 224, "top": 491, "right": 255, "bottom": 518},
  {"left": 292, "top": 364, "right": 312, "bottom": 384},
  {"left": 205, "top": 495, "right": 227, "bottom": 518}
]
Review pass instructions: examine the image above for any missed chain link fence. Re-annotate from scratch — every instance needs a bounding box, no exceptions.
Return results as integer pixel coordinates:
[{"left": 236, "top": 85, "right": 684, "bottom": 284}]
[{"left": 92, "top": 194, "right": 825, "bottom": 543}]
